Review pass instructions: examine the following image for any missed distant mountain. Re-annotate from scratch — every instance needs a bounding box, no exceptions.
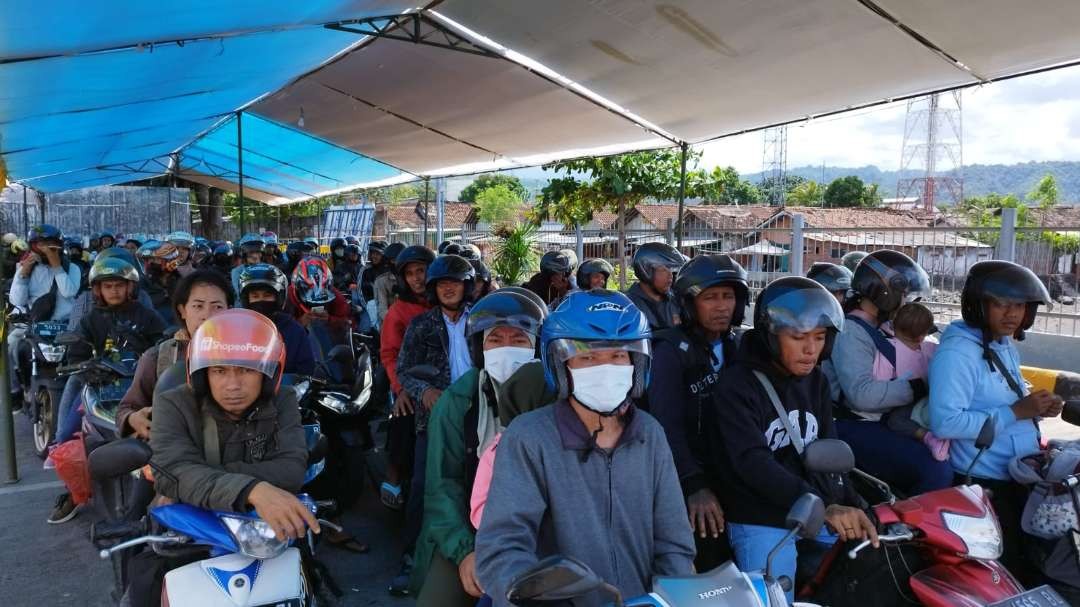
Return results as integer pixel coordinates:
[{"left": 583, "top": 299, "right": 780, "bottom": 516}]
[{"left": 745, "top": 161, "right": 1080, "bottom": 204}]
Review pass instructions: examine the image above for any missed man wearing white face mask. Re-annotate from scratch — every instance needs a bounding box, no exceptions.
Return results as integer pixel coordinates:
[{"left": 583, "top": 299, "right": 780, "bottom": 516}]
[
  {"left": 475, "top": 289, "right": 695, "bottom": 607},
  {"left": 410, "top": 288, "right": 551, "bottom": 606}
]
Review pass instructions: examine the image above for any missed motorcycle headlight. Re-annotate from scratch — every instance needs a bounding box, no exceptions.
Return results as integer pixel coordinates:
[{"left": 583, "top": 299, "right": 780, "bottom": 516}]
[
  {"left": 318, "top": 392, "right": 359, "bottom": 415},
  {"left": 941, "top": 510, "right": 1002, "bottom": 560},
  {"left": 219, "top": 514, "right": 288, "bottom": 559},
  {"left": 40, "top": 343, "right": 66, "bottom": 363}
]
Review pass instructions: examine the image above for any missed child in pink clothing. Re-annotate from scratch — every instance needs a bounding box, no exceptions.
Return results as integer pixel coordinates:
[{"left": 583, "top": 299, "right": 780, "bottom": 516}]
[{"left": 873, "top": 302, "right": 950, "bottom": 461}]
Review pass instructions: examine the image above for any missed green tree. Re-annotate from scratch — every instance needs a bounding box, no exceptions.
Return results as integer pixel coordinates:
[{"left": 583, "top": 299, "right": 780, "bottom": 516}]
[
  {"left": 687, "top": 166, "right": 761, "bottom": 205},
  {"left": 824, "top": 176, "right": 878, "bottom": 207},
  {"left": 1028, "top": 174, "right": 1059, "bottom": 210},
  {"left": 459, "top": 174, "right": 529, "bottom": 203},
  {"left": 474, "top": 183, "right": 523, "bottom": 226},
  {"left": 534, "top": 149, "right": 691, "bottom": 287},
  {"left": 787, "top": 180, "right": 825, "bottom": 206}
]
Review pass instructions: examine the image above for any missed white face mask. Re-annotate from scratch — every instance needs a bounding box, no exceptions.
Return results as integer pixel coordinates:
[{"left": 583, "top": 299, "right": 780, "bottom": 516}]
[
  {"left": 569, "top": 364, "right": 634, "bottom": 414},
  {"left": 483, "top": 346, "right": 535, "bottom": 384}
]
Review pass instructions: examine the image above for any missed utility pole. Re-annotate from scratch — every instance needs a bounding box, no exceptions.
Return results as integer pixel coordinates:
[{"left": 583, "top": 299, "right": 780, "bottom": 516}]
[{"left": 896, "top": 92, "right": 963, "bottom": 211}]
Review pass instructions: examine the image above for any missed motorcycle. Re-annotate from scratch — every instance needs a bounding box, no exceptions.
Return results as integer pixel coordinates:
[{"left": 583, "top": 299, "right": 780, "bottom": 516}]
[
  {"left": 794, "top": 421, "right": 1068, "bottom": 607},
  {"left": 507, "top": 491, "right": 831, "bottom": 606},
  {"left": 9, "top": 311, "right": 69, "bottom": 457},
  {"left": 89, "top": 429, "right": 335, "bottom": 605},
  {"left": 55, "top": 346, "right": 138, "bottom": 449}
]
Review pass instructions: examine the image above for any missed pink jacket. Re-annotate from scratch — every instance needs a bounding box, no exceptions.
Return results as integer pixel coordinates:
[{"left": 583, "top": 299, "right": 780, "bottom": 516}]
[
  {"left": 470, "top": 433, "right": 502, "bottom": 529},
  {"left": 871, "top": 326, "right": 936, "bottom": 382}
]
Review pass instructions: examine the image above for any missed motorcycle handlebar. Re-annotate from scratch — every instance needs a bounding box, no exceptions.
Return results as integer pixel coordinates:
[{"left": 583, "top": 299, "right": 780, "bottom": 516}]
[
  {"left": 847, "top": 529, "right": 915, "bottom": 559},
  {"left": 98, "top": 534, "right": 189, "bottom": 559}
]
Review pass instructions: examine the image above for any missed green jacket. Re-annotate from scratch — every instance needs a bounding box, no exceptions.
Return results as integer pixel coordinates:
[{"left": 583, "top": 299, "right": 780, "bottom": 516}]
[{"left": 410, "top": 361, "right": 553, "bottom": 594}]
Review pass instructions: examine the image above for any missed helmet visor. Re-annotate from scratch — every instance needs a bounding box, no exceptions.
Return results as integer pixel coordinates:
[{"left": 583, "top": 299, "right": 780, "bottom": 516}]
[
  {"left": 764, "top": 287, "right": 845, "bottom": 334},
  {"left": 189, "top": 311, "right": 284, "bottom": 379},
  {"left": 548, "top": 338, "right": 651, "bottom": 365},
  {"left": 863, "top": 255, "right": 932, "bottom": 303},
  {"left": 981, "top": 269, "right": 1052, "bottom": 307},
  {"left": 467, "top": 309, "right": 543, "bottom": 338}
]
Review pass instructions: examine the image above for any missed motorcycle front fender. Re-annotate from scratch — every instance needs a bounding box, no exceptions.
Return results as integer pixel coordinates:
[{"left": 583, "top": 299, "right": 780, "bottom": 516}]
[
  {"left": 162, "top": 547, "right": 305, "bottom": 607},
  {"left": 910, "top": 560, "right": 1024, "bottom": 607}
]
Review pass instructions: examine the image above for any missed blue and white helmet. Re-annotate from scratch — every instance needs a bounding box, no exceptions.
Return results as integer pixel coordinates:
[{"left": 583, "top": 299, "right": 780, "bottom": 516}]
[{"left": 540, "top": 289, "right": 652, "bottom": 402}]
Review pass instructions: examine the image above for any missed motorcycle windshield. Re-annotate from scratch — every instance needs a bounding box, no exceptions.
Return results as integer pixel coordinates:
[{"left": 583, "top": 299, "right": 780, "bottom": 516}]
[{"left": 151, "top": 503, "right": 238, "bottom": 553}]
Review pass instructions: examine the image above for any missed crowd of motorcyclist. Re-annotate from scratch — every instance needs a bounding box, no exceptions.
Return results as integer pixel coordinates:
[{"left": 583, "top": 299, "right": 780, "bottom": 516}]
[{"left": 0, "top": 221, "right": 1067, "bottom": 606}]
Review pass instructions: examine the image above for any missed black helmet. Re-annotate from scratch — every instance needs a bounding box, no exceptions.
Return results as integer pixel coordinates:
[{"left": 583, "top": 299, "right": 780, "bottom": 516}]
[
  {"left": 465, "top": 290, "right": 547, "bottom": 366},
  {"left": 330, "top": 238, "right": 347, "bottom": 257},
  {"left": 395, "top": 244, "right": 436, "bottom": 271},
  {"left": 27, "top": 224, "right": 63, "bottom": 244},
  {"left": 384, "top": 242, "right": 408, "bottom": 267},
  {"left": 632, "top": 242, "right": 685, "bottom": 284},
  {"left": 238, "top": 263, "right": 288, "bottom": 310},
  {"left": 960, "top": 260, "right": 1051, "bottom": 339},
  {"left": 470, "top": 258, "right": 492, "bottom": 284},
  {"left": 539, "top": 250, "right": 572, "bottom": 275},
  {"left": 213, "top": 242, "right": 233, "bottom": 257},
  {"left": 851, "top": 250, "right": 931, "bottom": 317},
  {"left": 674, "top": 254, "right": 749, "bottom": 327},
  {"left": 285, "top": 240, "right": 305, "bottom": 258},
  {"left": 437, "top": 240, "right": 453, "bottom": 254},
  {"left": 559, "top": 249, "right": 579, "bottom": 271},
  {"left": 753, "top": 276, "right": 845, "bottom": 359},
  {"left": 368, "top": 239, "right": 388, "bottom": 254},
  {"left": 425, "top": 254, "right": 475, "bottom": 305},
  {"left": 443, "top": 242, "right": 464, "bottom": 256},
  {"left": 841, "top": 251, "right": 869, "bottom": 273},
  {"left": 344, "top": 243, "right": 362, "bottom": 258},
  {"left": 497, "top": 286, "right": 550, "bottom": 316},
  {"left": 460, "top": 243, "right": 481, "bottom": 261},
  {"left": 806, "top": 262, "right": 853, "bottom": 294},
  {"left": 575, "top": 258, "right": 614, "bottom": 289},
  {"left": 344, "top": 236, "right": 360, "bottom": 246}
]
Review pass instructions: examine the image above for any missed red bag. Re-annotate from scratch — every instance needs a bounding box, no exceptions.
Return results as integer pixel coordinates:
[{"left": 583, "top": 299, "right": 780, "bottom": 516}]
[{"left": 49, "top": 437, "right": 91, "bottom": 505}]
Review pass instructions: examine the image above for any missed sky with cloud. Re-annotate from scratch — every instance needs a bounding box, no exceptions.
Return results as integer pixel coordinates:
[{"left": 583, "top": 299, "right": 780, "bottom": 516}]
[{"left": 696, "top": 63, "right": 1080, "bottom": 175}]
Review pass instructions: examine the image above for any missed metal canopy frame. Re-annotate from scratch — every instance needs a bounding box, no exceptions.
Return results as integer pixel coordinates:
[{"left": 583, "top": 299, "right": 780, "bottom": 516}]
[{"left": 325, "top": 13, "right": 498, "bottom": 59}]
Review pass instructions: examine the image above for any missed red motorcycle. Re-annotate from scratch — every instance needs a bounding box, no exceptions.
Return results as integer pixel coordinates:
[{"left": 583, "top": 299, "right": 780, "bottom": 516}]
[{"left": 799, "top": 430, "right": 1067, "bottom": 607}]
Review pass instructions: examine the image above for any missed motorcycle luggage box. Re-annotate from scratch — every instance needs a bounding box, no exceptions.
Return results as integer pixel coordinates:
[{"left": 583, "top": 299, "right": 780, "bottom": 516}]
[
  {"left": 650, "top": 560, "right": 768, "bottom": 605},
  {"left": 162, "top": 547, "right": 304, "bottom": 607}
]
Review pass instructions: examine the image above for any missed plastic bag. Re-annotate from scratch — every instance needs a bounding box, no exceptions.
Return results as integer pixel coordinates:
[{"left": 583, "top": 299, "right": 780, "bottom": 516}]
[{"left": 48, "top": 437, "right": 91, "bottom": 505}]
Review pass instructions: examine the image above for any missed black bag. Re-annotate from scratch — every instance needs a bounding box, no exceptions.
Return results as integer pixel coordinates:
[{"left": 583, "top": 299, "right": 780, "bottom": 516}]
[
  {"left": 27, "top": 280, "right": 58, "bottom": 322},
  {"left": 802, "top": 540, "right": 926, "bottom": 607}
]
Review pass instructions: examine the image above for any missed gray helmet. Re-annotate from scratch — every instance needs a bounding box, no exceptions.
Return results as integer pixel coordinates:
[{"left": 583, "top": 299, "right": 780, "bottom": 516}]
[
  {"left": 806, "top": 262, "right": 853, "bottom": 294},
  {"left": 632, "top": 242, "right": 686, "bottom": 283},
  {"left": 540, "top": 250, "right": 573, "bottom": 276},
  {"left": 841, "top": 251, "right": 869, "bottom": 273},
  {"left": 575, "top": 258, "right": 614, "bottom": 289}
]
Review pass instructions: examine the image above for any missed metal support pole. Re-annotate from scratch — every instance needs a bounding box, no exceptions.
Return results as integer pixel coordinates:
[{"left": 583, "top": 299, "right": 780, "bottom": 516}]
[
  {"left": 237, "top": 112, "right": 246, "bottom": 235},
  {"left": 21, "top": 185, "right": 28, "bottom": 235},
  {"left": 575, "top": 224, "right": 584, "bottom": 264},
  {"left": 277, "top": 206, "right": 281, "bottom": 237},
  {"left": 423, "top": 178, "right": 430, "bottom": 246},
  {"left": 436, "top": 178, "right": 446, "bottom": 245},
  {"left": 998, "top": 207, "right": 1018, "bottom": 262},
  {"left": 676, "top": 142, "right": 688, "bottom": 249},
  {"left": 665, "top": 218, "right": 674, "bottom": 245},
  {"left": 0, "top": 249, "right": 17, "bottom": 477},
  {"left": 617, "top": 198, "right": 627, "bottom": 290},
  {"left": 790, "top": 213, "right": 805, "bottom": 276}
]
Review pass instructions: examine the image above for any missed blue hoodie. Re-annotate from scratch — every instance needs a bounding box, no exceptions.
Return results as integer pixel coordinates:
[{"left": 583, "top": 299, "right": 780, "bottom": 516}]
[{"left": 928, "top": 320, "right": 1039, "bottom": 481}]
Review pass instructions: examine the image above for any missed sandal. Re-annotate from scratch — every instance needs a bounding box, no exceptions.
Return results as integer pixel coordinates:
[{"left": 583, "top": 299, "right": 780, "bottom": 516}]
[{"left": 380, "top": 481, "right": 405, "bottom": 511}]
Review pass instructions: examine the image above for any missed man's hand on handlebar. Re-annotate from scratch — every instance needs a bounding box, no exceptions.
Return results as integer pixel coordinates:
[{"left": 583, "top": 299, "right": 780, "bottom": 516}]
[
  {"left": 248, "top": 482, "right": 321, "bottom": 541},
  {"left": 824, "top": 505, "right": 879, "bottom": 547}
]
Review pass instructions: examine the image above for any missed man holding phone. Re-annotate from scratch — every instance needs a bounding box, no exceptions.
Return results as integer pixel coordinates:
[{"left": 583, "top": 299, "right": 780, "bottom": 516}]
[{"left": 8, "top": 225, "right": 82, "bottom": 406}]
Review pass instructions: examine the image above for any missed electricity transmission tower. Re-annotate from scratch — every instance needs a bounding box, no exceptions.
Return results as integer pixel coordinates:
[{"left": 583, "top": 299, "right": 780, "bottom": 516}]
[
  {"left": 895, "top": 91, "right": 963, "bottom": 211},
  {"left": 761, "top": 125, "right": 788, "bottom": 206}
]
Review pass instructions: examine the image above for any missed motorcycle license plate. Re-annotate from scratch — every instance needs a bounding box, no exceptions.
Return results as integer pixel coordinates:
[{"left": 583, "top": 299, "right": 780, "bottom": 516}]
[{"left": 989, "top": 585, "right": 1069, "bottom": 607}]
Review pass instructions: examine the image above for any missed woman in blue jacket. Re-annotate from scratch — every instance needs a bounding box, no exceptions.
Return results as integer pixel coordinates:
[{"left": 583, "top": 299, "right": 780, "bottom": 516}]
[{"left": 928, "top": 260, "right": 1059, "bottom": 583}]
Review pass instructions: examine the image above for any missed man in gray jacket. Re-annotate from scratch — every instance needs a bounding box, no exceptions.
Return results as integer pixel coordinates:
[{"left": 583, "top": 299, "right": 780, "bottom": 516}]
[{"left": 475, "top": 289, "right": 694, "bottom": 606}]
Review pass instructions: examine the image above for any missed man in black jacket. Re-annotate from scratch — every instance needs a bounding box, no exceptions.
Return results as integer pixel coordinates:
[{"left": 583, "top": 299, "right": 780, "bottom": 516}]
[
  {"left": 707, "top": 277, "right": 876, "bottom": 603},
  {"left": 49, "top": 256, "right": 165, "bottom": 524},
  {"left": 624, "top": 242, "right": 684, "bottom": 330},
  {"left": 646, "top": 254, "right": 747, "bottom": 570}
]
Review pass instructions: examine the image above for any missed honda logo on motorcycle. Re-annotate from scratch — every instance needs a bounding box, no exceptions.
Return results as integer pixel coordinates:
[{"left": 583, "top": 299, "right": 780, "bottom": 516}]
[{"left": 699, "top": 586, "right": 733, "bottom": 599}]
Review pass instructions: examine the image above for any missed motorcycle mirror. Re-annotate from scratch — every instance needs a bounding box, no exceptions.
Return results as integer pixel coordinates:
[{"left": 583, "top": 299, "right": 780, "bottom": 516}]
[
  {"left": 802, "top": 439, "right": 855, "bottom": 475},
  {"left": 1062, "top": 400, "right": 1080, "bottom": 427},
  {"left": 507, "top": 555, "right": 611, "bottom": 603},
  {"left": 88, "top": 437, "right": 152, "bottom": 480},
  {"left": 975, "top": 416, "right": 996, "bottom": 450},
  {"left": 56, "top": 331, "right": 84, "bottom": 346},
  {"left": 786, "top": 493, "right": 827, "bottom": 539}
]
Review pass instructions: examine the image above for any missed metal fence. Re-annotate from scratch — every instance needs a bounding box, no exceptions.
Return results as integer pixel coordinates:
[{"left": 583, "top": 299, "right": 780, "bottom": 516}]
[{"left": 390, "top": 211, "right": 1080, "bottom": 337}]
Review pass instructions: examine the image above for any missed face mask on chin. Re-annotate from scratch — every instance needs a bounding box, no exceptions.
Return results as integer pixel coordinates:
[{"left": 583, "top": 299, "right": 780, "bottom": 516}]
[
  {"left": 568, "top": 363, "right": 634, "bottom": 414},
  {"left": 483, "top": 346, "right": 535, "bottom": 384}
]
